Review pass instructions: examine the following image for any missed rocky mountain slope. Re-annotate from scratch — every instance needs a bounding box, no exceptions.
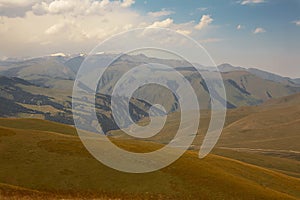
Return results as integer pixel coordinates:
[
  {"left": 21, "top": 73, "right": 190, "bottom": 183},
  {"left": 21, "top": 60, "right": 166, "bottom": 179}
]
[
  {"left": 0, "top": 76, "right": 156, "bottom": 133},
  {"left": 0, "top": 54, "right": 299, "bottom": 131}
]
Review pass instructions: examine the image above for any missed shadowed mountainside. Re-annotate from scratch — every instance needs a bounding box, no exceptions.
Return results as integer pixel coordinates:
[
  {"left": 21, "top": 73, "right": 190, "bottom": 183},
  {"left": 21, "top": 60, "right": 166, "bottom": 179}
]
[{"left": 1, "top": 55, "right": 300, "bottom": 112}]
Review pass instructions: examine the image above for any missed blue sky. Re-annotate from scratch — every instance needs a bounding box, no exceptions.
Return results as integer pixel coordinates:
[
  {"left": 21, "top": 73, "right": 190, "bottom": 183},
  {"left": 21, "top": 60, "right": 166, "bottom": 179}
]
[
  {"left": 0, "top": 0, "right": 299, "bottom": 77},
  {"left": 131, "top": 0, "right": 300, "bottom": 77}
]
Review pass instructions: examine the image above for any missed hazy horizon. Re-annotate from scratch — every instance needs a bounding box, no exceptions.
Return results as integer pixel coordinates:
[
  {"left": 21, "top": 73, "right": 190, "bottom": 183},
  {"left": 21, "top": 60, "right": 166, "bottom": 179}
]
[
  {"left": 0, "top": 0, "right": 299, "bottom": 77},
  {"left": 1, "top": 51, "right": 299, "bottom": 79}
]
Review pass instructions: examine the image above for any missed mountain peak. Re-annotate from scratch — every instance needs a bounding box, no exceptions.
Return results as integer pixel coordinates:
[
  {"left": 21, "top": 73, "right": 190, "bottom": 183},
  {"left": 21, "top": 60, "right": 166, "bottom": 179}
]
[
  {"left": 218, "top": 63, "right": 245, "bottom": 72},
  {"left": 50, "top": 53, "right": 68, "bottom": 57}
]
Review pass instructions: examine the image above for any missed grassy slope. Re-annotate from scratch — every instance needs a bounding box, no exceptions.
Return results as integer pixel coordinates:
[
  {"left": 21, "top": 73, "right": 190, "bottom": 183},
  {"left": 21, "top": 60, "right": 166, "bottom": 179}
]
[
  {"left": 110, "top": 93, "right": 300, "bottom": 179},
  {"left": 0, "top": 119, "right": 300, "bottom": 199},
  {"left": 0, "top": 118, "right": 76, "bottom": 136},
  {"left": 113, "top": 93, "right": 300, "bottom": 156},
  {"left": 217, "top": 96, "right": 300, "bottom": 151},
  {"left": 212, "top": 148, "right": 300, "bottom": 178}
]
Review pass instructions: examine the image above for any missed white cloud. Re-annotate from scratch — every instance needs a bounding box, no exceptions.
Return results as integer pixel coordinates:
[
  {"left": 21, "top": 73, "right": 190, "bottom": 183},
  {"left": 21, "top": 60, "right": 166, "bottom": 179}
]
[
  {"left": 123, "top": 23, "right": 133, "bottom": 30},
  {"left": 98, "top": 0, "right": 110, "bottom": 8},
  {"left": 121, "top": 0, "right": 135, "bottom": 8},
  {"left": 32, "top": 0, "right": 112, "bottom": 16},
  {"left": 46, "top": 22, "right": 70, "bottom": 35},
  {"left": 240, "top": 0, "right": 265, "bottom": 5},
  {"left": 0, "top": 1, "right": 144, "bottom": 57},
  {"left": 237, "top": 24, "right": 244, "bottom": 30},
  {"left": 32, "top": 2, "right": 48, "bottom": 15},
  {"left": 0, "top": 0, "right": 209, "bottom": 57},
  {"left": 0, "top": 0, "right": 37, "bottom": 17},
  {"left": 253, "top": 27, "right": 266, "bottom": 34},
  {"left": 0, "top": 0, "right": 36, "bottom": 7},
  {"left": 45, "top": 20, "right": 90, "bottom": 42},
  {"left": 194, "top": 15, "right": 213, "bottom": 30},
  {"left": 48, "top": 0, "right": 77, "bottom": 14},
  {"left": 148, "top": 18, "right": 174, "bottom": 28},
  {"left": 176, "top": 29, "right": 191, "bottom": 35},
  {"left": 292, "top": 20, "right": 300, "bottom": 26},
  {"left": 148, "top": 9, "right": 174, "bottom": 18}
]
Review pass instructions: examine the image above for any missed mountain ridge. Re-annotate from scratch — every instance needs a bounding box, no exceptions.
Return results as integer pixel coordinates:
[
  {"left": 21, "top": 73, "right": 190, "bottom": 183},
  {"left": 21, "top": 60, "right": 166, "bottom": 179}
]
[{"left": 0, "top": 54, "right": 300, "bottom": 133}]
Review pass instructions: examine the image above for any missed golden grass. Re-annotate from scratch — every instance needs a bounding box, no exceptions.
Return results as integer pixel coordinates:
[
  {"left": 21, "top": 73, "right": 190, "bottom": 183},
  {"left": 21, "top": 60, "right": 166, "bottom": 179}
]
[
  {"left": 0, "top": 118, "right": 76, "bottom": 135},
  {"left": 0, "top": 118, "right": 299, "bottom": 199}
]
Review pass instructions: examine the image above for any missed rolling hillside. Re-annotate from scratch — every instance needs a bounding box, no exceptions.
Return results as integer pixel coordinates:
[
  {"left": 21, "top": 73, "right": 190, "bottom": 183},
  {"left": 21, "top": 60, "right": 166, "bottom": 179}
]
[
  {"left": 110, "top": 92, "right": 300, "bottom": 169},
  {"left": 0, "top": 118, "right": 300, "bottom": 199},
  {"left": 217, "top": 93, "right": 300, "bottom": 153}
]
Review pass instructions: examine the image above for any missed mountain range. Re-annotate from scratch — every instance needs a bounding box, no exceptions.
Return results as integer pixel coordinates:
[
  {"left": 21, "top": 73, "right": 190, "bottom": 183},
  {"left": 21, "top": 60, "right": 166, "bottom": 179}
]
[{"left": 0, "top": 54, "right": 299, "bottom": 132}]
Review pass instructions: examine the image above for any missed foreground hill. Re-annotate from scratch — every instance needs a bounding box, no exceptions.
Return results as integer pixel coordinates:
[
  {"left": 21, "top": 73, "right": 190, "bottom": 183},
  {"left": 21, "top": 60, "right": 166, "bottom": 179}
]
[{"left": 0, "top": 118, "right": 300, "bottom": 199}]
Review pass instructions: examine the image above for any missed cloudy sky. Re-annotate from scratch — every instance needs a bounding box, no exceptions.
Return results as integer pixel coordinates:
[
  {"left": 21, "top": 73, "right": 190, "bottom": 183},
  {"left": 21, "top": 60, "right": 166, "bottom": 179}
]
[{"left": 0, "top": 0, "right": 299, "bottom": 77}]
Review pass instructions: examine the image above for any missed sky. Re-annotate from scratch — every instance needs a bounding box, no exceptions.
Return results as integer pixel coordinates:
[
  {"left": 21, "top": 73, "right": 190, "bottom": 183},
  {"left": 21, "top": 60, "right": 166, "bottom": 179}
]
[{"left": 0, "top": 0, "right": 299, "bottom": 77}]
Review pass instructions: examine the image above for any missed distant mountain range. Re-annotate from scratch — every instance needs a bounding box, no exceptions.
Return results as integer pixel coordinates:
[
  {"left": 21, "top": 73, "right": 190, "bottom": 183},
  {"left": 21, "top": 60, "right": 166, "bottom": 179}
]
[
  {"left": 0, "top": 54, "right": 299, "bottom": 132},
  {"left": 1, "top": 54, "right": 299, "bottom": 87},
  {"left": 0, "top": 75, "right": 157, "bottom": 133}
]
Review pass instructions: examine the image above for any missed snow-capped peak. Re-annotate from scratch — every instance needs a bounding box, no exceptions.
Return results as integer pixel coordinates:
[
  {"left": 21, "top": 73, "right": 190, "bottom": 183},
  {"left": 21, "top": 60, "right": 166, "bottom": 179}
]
[{"left": 50, "top": 53, "right": 67, "bottom": 57}]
